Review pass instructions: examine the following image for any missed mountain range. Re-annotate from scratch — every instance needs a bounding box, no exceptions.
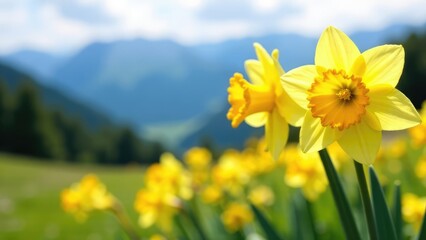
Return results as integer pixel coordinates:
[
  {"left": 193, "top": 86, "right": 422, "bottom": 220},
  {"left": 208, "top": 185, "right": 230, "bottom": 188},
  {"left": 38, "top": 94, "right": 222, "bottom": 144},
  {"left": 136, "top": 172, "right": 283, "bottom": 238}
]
[
  {"left": 0, "top": 63, "right": 111, "bottom": 129},
  {"left": 1, "top": 23, "right": 425, "bottom": 150}
]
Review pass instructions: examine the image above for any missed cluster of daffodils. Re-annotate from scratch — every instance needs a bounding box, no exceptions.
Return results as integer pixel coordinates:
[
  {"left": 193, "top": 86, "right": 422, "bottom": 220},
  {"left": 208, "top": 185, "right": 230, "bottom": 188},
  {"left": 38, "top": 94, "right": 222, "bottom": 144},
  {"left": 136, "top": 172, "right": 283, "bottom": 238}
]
[
  {"left": 61, "top": 174, "right": 115, "bottom": 221},
  {"left": 228, "top": 26, "right": 421, "bottom": 165},
  {"left": 61, "top": 26, "right": 425, "bottom": 239}
]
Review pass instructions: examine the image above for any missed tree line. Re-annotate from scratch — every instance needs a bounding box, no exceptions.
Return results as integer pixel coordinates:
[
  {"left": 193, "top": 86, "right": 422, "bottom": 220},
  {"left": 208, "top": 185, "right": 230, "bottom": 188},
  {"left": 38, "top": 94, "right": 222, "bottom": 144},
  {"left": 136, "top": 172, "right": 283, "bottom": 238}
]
[{"left": 0, "top": 79, "right": 165, "bottom": 165}]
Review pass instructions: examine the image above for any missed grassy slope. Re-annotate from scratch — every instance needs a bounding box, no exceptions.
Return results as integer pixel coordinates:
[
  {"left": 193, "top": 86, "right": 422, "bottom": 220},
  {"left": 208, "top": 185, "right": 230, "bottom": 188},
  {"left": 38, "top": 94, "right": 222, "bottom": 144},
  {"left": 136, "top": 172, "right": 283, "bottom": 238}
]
[{"left": 0, "top": 153, "right": 146, "bottom": 240}]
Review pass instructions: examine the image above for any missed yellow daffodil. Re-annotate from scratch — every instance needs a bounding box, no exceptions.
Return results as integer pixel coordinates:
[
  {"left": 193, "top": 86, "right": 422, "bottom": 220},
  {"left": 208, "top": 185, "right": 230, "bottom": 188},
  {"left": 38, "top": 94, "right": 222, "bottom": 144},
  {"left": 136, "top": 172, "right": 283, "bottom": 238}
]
[
  {"left": 248, "top": 185, "right": 275, "bottom": 207},
  {"left": 283, "top": 146, "right": 328, "bottom": 201},
  {"left": 415, "top": 155, "right": 426, "bottom": 181},
  {"left": 281, "top": 26, "right": 421, "bottom": 164},
  {"left": 212, "top": 150, "right": 250, "bottom": 196},
  {"left": 184, "top": 147, "right": 212, "bottom": 187},
  {"left": 227, "top": 43, "right": 305, "bottom": 159},
  {"left": 184, "top": 147, "right": 212, "bottom": 170},
  {"left": 221, "top": 202, "right": 253, "bottom": 232},
  {"left": 402, "top": 193, "right": 426, "bottom": 231},
  {"left": 61, "top": 174, "right": 114, "bottom": 221},
  {"left": 409, "top": 100, "right": 426, "bottom": 148},
  {"left": 201, "top": 185, "right": 223, "bottom": 204},
  {"left": 134, "top": 187, "right": 181, "bottom": 232},
  {"left": 145, "top": 152, "right": 193, "bottom": 200}
]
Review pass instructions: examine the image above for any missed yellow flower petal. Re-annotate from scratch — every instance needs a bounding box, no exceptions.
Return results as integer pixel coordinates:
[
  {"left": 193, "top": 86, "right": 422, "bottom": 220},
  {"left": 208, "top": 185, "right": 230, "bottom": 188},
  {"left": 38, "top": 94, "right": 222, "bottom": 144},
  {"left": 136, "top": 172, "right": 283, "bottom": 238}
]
[
  {"left": 276, "top": 91, "right": 305, "bottom": 126},
  {"left": 338, "top": 121, "right": 381, "bottom": 165},
  {"left": 140, "top": 211, "right": 157, "bottom": 228},
  {"left": 364, "top": 111, "right": 382, "bottom": 131},
  {"left": 272, "top": 49, "right": 285, "bottom": 76},
  {"left": 245, "top": 112, "right": 268, "bottom": 127},
  {"left": 280, "top": 65, "right": 317, "bottom": 109},
  {"left": 245, "top": 60, "right": 264, "bottom": 85},
  {"left": 315, "top": 26, "right": 361, "bottom": 72},
  {"left": 368, "top": 86, "right": 421, "bottom": 130},
  {"left": 254, "top": 43, "right": 277, "bottom": 84},
  {"left": 362, "top": 45, "right": 404, "bottom": 88},
  {"left": 300, "top": 113, "right": 338, "bottom": 153},
  {"left": 265, "top": 109, "right": 289, "bottom": 160}
]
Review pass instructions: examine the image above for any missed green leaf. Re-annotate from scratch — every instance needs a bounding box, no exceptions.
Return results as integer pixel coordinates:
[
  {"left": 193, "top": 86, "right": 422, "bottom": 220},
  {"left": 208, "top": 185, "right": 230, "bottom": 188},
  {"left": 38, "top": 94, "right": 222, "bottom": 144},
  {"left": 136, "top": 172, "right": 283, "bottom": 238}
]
[
  {"left": 391, "top": 182, "right": 402, "bottom": 240},
  {"left": 292, "top": 191, "right": 318, "bottom": 240},
  {"left": 369, "top": 166, "right": 397, "bottom": 240},
  {"left": 319, "top": 149, "right": 361, "bottom": 240},
  {"left": 417, "top": 208, "right": 426, "bottom": 240},
  {"left": 250, "top": 204, "right": 283, "bottom": 240},
  {"left": 354, "top": 161, "right": 378, "bottom": 240}
]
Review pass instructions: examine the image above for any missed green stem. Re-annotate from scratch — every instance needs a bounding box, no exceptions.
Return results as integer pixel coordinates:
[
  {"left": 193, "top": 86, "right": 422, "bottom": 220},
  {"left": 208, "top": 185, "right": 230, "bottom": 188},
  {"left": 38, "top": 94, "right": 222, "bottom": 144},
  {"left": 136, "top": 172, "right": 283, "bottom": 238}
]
[
  {"left": 354, "top": 161, "right": 378, "bottom": 240},
  {"left": 319, "top": 149, "right": 361, "bottom": 240},
  {"left": 185, "top": 208, "right": 208, "bottom": 240},
  {"left": 175, "top": 215, "right": 192, "bottom": 240},
  {"left": 111, "top": 201, "right": 140, "bottom": 240},
  {"left": 304, "top": 196, "right": 318, "bottom": 240}
]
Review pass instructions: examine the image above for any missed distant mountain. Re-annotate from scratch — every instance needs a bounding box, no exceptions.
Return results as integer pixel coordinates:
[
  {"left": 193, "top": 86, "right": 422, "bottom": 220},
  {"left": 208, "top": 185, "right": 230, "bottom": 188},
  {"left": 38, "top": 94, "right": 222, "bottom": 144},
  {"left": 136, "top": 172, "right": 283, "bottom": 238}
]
[
  {"left": 0, "top": 50, "right": 65, "bottom": 82},
  {"left": 179, "top": 104, "right": 301, "bottom": 152},
  {"left": 51, "top": 39, "right": 231, "bottom": 125},
  {"left": 1, "top": 23, "right": 425, "bottom": 149},
  {"left": 0, "top": 63, "right": 111, "bottom": 129},
  {"left": 179, "top": 106, "right": 263, "bottom": 151}
]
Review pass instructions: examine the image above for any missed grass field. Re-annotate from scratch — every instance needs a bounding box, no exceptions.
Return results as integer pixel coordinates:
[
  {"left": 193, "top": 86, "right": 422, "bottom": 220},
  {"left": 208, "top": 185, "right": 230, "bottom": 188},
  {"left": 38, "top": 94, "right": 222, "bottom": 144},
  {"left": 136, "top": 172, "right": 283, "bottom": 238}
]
[
  {"left": 0, "top": 153, "right": 146, "bottom": 240},
  {"left": 0, "top": 133, "right": 424, "bottom": 240}
]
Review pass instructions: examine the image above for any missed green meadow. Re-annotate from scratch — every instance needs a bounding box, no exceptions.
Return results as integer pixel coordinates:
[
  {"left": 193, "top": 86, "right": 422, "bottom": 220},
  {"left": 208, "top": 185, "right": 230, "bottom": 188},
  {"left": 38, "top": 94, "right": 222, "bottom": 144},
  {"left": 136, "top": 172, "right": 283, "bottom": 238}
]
[{"left": 0, "top": 153, "right": 146, "bottom": 240}]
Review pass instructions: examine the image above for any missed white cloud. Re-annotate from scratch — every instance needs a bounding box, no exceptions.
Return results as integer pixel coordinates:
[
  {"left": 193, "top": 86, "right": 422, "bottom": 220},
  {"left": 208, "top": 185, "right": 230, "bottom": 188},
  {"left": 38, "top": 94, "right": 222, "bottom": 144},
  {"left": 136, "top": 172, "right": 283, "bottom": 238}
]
[{"left": 0, "top": 0, "right": 425, "bottom": 54}]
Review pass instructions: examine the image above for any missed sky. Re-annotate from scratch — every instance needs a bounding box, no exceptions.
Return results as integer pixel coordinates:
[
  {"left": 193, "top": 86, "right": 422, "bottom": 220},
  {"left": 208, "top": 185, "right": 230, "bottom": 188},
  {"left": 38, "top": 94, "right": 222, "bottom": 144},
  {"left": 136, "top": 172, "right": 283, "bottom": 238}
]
[{"left": 0, "top": 0, "right": 425, "bottom": 54}]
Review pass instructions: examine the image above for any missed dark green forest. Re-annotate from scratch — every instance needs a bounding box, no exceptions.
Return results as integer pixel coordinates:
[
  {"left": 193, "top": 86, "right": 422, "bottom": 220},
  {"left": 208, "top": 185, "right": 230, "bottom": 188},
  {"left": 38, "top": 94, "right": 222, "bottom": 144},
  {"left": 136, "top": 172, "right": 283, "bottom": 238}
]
[
  {"left": 398, "top": 32, "right": 426, "bottom": 109},
  {"left": 0, "top": 80, "right": 164, "bottom": 165}
]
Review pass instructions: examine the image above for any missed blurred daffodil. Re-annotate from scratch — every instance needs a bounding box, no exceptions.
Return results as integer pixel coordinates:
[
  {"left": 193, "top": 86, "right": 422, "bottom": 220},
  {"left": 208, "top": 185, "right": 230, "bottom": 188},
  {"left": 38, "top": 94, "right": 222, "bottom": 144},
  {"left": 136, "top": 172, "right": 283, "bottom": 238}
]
[
  {"left": 248, "top": 185, "right": 275, "bottom": 207},
  {"left": 415, "top": 155, "right": 426, "bottom": 181},
  {"left": 281, "top": 26, "right": 421, "bottom": 164},
  {"left": 184, "top": 147, "right": 212, "bottom": 187},
  {"left": 402, "top": 193, "right": 426, "bottom": 231},
  {"left": 145, "top": 152, "right": 193, "bottom": 200},
  {"left": 409, "top": 100, "right": 426, "bottom": 148},
  {"left": 184, "top": 147, "right": 212, "bottom": 170},
  {"left": 283, "top": 146, "right": 328, "bottom": 201},
  {"left": 61, "top": 174, "right": 114, "bottom": 221},
  {"left": 134, "top": 187, "right": 182, "bottom": 232},
  {"left": 212, "top": 150, "right": 250, "bottom": 196},
  {"left": 221, "top": 202, "right": 253, "bottom": 232},
  {"left": 201, "top": 185, "right": 223, "bottom": 205},
  {"left": 227, "top": 43, "right": 304, "bottom": 159}
]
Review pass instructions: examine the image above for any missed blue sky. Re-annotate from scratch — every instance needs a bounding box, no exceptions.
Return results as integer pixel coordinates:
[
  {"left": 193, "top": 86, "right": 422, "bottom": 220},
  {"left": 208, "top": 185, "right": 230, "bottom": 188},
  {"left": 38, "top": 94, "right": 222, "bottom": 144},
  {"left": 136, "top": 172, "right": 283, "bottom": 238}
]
[{"left": 0, "top": 0, "right": 425, "bottom": 54}]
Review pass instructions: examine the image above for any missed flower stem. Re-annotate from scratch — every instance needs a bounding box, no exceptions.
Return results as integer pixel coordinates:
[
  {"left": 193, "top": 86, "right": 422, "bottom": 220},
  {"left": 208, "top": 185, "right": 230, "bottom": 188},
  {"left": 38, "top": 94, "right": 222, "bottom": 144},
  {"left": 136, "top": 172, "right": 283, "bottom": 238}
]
[
  {"left": 111, "top": 201, "right": 140, "bottom": 240},
  {"left": 318, "top": 149, "right": 361, "bottom": 240},
  {"left": 354, "top": 161, "right": 378, "bottom": 240},
  {"left": 184, "top": 201, "right": 208, "bottom": 240}
]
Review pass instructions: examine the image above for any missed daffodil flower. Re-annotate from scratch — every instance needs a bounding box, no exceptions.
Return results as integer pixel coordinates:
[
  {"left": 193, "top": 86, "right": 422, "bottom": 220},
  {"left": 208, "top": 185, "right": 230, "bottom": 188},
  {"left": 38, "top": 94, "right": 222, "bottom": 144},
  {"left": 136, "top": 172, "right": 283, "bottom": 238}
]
[
  {"left": 281, "top": 26, "right": 421, "bottom": 164},
  {"left": 227, "top": 43, "right": 304, "bottom": 159}
]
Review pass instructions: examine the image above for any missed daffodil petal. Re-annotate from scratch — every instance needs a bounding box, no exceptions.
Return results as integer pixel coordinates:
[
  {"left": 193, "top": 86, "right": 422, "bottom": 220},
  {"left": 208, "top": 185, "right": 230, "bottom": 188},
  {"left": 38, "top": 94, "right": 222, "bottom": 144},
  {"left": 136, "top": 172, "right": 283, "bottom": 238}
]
[
  {"left": 300, "top": 113, "right": 337, "bottom": 153},
  {"left": 364, "top": 110, "right": 382, "bottom": 131},
  {"left": 245, "top": 112, "right": 268, "bottom": 127},
  {"left": 254, "top": 43, "right": 276, "bottom": 84},
  {"left": 265, "top": 109, "right": 289, "bottom": 160},
  {"left": 338, "top": 121, "right": 381, "bottom": 165},
  {"left": 315, "top": 26, "right": 361, "bottom": 72},
  {"left": 140, "top": 211, "right": 157, "bottom": 228},
  {"left": 368, "top": 86, "right": 421, "bottom": 130},
  {"left": 276, "top": 92, "right": 306, "bottom": 126},
  {"left": 272, "top": 49, "right": 285, "bottom": 75},
  {"left": 280, "top": 65, "right": 317, "bottom": 109},
  {"left": 362, "top": 45, "right": 404, "bottom": 88},
  {"left": 245, "top": 60, "right": 264, "bottom": 85}
]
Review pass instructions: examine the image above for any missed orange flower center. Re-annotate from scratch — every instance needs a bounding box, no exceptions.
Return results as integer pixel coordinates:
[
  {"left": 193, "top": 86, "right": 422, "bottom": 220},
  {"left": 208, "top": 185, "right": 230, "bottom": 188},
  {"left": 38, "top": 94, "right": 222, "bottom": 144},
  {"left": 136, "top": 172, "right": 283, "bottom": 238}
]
[
  {"left": 308, "top": 69, "right": 369, "bottom": 130},
  {"left": 227, "top": 73, "right": 275, "bottom": 128}
]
